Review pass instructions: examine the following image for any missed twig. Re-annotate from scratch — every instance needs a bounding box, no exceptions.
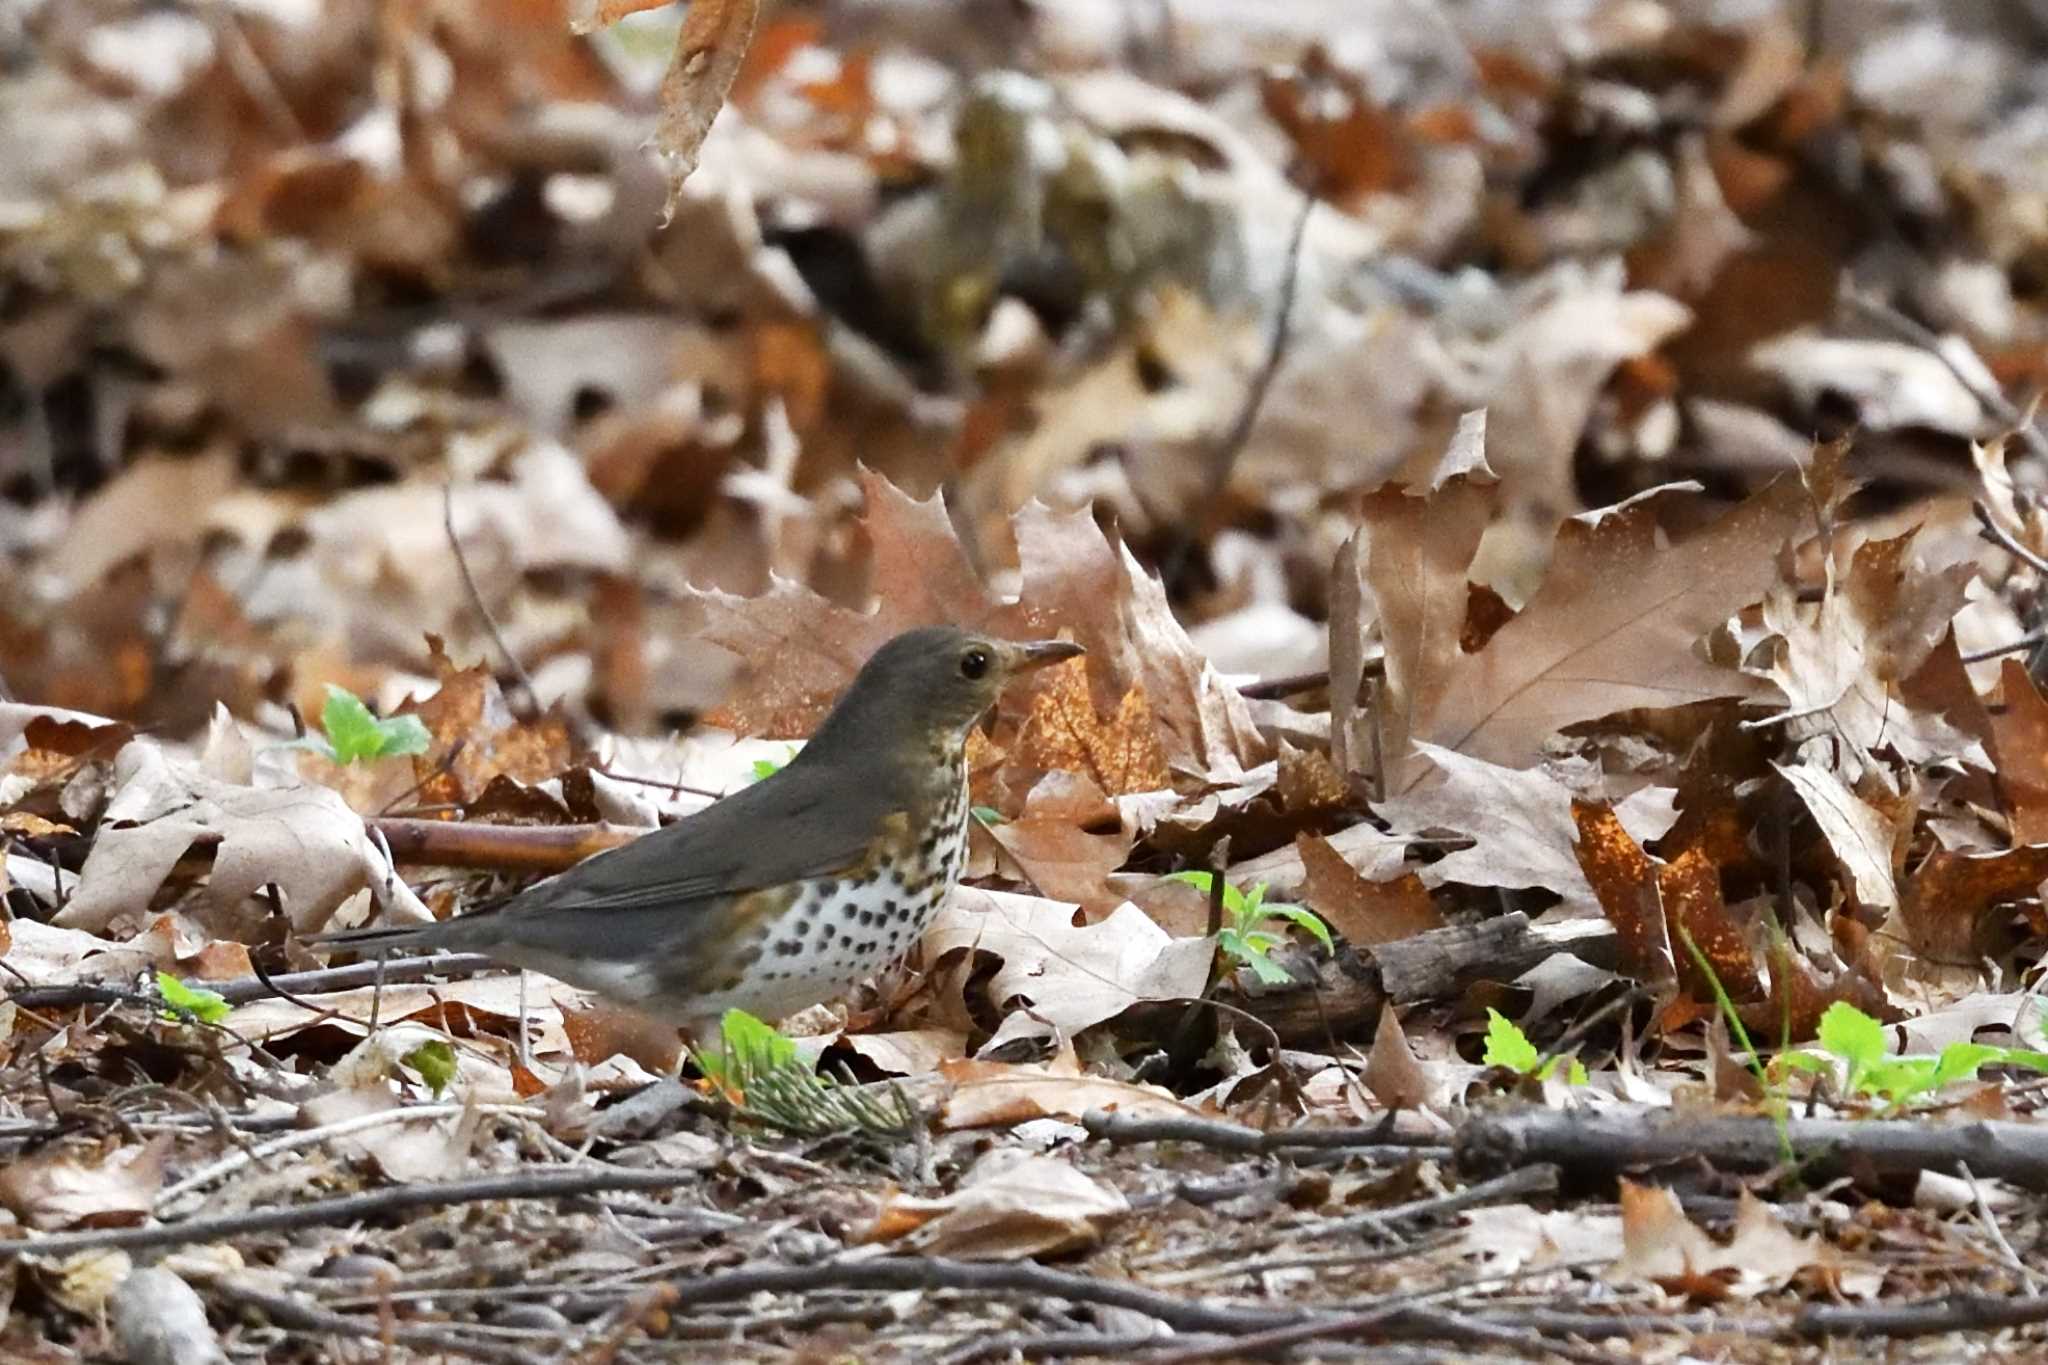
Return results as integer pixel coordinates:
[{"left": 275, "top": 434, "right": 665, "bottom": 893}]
[
  {"left": 1163, "top": 180, "right": 1317, "bottom": 587},
  {"left": 1958, "top": 1160, "right": 2039, "bottom": 1294},
  {"left": 1456, "top": 1108, "right": 2048, "bottom": 1191},
  {"left": 154, "top": 1101, "right": 543, "bottom": 1212},
  {"left": 1795, "top": 1292, "right": 2048, "bottom": 1339},
  {"left": 1962, "top": 629, "right": 2048, "bottom": 664},
  {"left": 203, "top": 1276, "right": 544, "bottom": 1365},
  {"left": 1974, "top": 498, "right": 2048, "bottom": 582},
  {"left": 1844, "top": 288, "right": 2048, "bottom": 462},
  {"left": 666, "top": 1257, "right": 1303, "bottom": 1336},
  {"left": 1083, "top": 1109, "right": 1445, "bottom": 1157},
  {"left": 5, "top": 953, "right": 498, "bottom": 1012},
  {"left": 0, "top": 1166, "right": 707, "bottom": 1262},
  {"left": 938, "top": 1330, "right": 1232, "bottom": 1365},
  {"left": 445, "top": 480, "right": 544, "bottom": 724}
]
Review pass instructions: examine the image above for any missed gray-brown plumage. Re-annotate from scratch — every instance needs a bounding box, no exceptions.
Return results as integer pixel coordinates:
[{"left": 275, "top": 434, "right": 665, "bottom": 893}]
[{"left": 314, "top": 627, "right": 1082, "bottom": 1032}]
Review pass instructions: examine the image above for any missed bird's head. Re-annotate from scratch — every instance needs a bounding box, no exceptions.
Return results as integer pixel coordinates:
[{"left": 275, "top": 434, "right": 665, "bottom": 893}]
[{"left": 810, "top": 625, "right": 1084, "bottom": 755}]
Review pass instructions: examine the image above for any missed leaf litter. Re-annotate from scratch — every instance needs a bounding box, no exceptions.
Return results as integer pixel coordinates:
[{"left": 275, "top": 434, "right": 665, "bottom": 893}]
[{"left": 4, "top": 2, "right": 2048, "bottom": 1361}]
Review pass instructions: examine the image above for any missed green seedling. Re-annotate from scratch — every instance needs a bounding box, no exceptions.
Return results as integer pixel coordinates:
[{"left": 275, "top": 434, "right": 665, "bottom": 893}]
[
  {"left": 1777, "top": 1001, "right": 2048, "bottom": 1111},
  {"left": 306, "top": 685, "right": 431, "bottom": 765},
  {"left": 688, "top": 1009, "right": 916, "bottom": 1137},
  {"left": 156, "top": 972, "right": 230, "bottom": 1026},
  {"left": 403, "top": 1039, "right": 458, "bottom": 1096},
  {"left": 750, "top": 746, "right": 799, "bottom": 783},
  {"left": 1482, "top": 1008, "right": 1587, "bottom": 1085},
  {"left": 1166, "top": 872, "right": 1334, "bottom": 985}
]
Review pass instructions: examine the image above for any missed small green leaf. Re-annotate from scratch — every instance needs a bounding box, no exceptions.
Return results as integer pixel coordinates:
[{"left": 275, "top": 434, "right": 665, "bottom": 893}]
[
  {"left": 1260, "top": 903, "right": 1334, "bottom": 952},
  {"left": 1483, "top": 1008, "right": 1540, "bottom": 1074},
  {"left": 1775, "top": 1050, "right": 1830, "bottom": 1075},
  {"left": 1537, "top": 1054, "right": 1588, "bottom": 1085},
  {"left": 970, "top": 805, "right": 1005, "bottom": 827},
  {"left": 403, "top": 1040, "right": 458, "bottom": 1096},
  {"left": 1212, "top": 933, "right": 1294, "bottom": 986},
  {"left": 1816, "top": 1001, "right": 1888, "bottom": 1094},
  {"left": 1569, "top": 1058, "right": 1589, "bottom": 1086},
  {"left": 156, "top": 972, "right": 230, "bottom": 1025},
  {"left": 1166, "top": 870, "right": 1216, "bottom": 895},
  {"left": 1242, "top": 881, "right": 1266, "bottom": 916},
  {"left": 321, "top": 685, "right": 430, "bottom": 764}
]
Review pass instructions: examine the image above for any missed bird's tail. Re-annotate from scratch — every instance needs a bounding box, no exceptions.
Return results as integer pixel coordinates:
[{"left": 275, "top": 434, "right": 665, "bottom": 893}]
[{"left": 305, "top": 919, "right": 465, "bottom": 955}]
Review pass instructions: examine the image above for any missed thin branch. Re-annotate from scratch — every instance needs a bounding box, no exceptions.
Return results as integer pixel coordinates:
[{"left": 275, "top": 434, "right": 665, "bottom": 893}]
[
  {"left": 0, "top": 1166, "right": 706, "bottom": 1262},
  {"left": 5, "top": 952, "right": 498, "bottom": 1013},
  {"left": 444, "top": 480, "right": 544, "bottom": 724},
  {"left": 1844, "top": 287, "right": 2048, "bottom": 462},
  {"left": 1082, "top": 1109, "right": 1445, "bottom": 1157},
  {"left": 202, "top": 1276, "right": 544, "bottom": 1365}
]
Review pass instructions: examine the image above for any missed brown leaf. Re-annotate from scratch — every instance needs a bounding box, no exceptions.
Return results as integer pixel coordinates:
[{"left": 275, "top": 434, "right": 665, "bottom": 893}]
[
  {"left": 404, "top": 638, "right": 577, "bottom": 806},
  {"left": 859, "top": 1150, "right": 1126, "bottom": 1259},
  {"left": 1898, "top": 845, "right": 2048, "bottom": 967},
  {"left": 1989, "top": 659, "right": 2048, "bottom": 845},
  {"left": 574, "top": 0, "right": 761, "bottom": 221},
  {"left": 938, "top": 1047, "right": 1197, "bottom": 1129},
  {"left": 1363, "top": 1002, "right": 1435, "bottom": 1111},
  {"left": 0, "top": 1138, "right": 167, "bottom": 1231},
  {"left": 1402, "top": 451, "right": 1840, "bottom": 793},
  {"left": 988, "top": 772, "right": 1132, "bottom": 919},
  {"left": 1572, "top": 802, "right": 1676, "bottom": 996},
  {"left": 1011, "top": 657, "right": 1172, "bottom": 798},
  {"left": 1611, "top": 1182, "right": 1834, "bottom": 1299},
  {"left": 1295, "top": 834, "right": 1442, "bottom": 947}
]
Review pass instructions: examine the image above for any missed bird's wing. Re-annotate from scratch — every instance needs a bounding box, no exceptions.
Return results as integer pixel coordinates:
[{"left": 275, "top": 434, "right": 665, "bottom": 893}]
[{"left": 501, "top": 755, "right": 905, "bottom": 919}]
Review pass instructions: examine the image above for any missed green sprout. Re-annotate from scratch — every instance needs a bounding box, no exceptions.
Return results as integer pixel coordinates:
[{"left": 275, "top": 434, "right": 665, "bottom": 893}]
[{"left": 1166, "top": 872, "right": 1334, "bottom": 985}]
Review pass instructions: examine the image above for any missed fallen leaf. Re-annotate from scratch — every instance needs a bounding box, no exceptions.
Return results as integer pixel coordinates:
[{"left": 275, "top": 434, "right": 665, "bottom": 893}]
[
  {"left": 938, "top": 1046, "right": 1197, "bottom": 1128},
  {"left": 924, "top": 889, "right": 1213, "bottom": 1038},
  {"left": 1009, "top": 658, "right": 1172, "bottom": 797},
  {"left": 861, "top": 1149, "right": 1127, "bottom": 1258},
  {"left": 56, "top": 740, "right": 430, "bottom": 936},
  {"left": 1295, "top": 833, "right": 1442, "bottom": 946},
  {"left": 1364, "top": 1002, "right": 1436, "bottom": 1111},
  {"left": 0, "top": 1139, "right": 168, "bottom": 1231},
  {"left": 987, "top": 771, "right": 1133, "bottom": 918},
  {"left": 1610, "top": 1182, "right": 1835, "bottom": 1299}
]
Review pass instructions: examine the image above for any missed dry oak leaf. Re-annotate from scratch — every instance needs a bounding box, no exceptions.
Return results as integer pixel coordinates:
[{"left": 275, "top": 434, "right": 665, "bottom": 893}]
[
  {"left": 1751, "top": 527, "right": 1979, "bottom": 776},
  {"left": 1010, "top": 656, "right": 1171, "bottom": 797},
  {"left": 861, "top": 1150, "right": 1127, "bottom": 1259},
  {"left": 938, "top": 1045, "right": 1197, "bottom": 1129},
  {"left": 1571, "top": 802, "right": 1762, "bottom": 1007},
  {"left": 1379, "top": 443, "right": 1844, "bottom": 796},
  {"left": 1378, "top": 744, "right": 1674, "bottom": 916},
  {"left": 1988, "top": 658, "right": 2048, "bottom": 846},
  {"left": 1295, "top": 833, "right": 1442, "bottom": 948},
  {"left": 0, "top": 1138, "right": 168, "bottom": 1231},
  {"left": 1609, "top": 1182, "right": 1836, "bottom": 1300},
  {"left": 404, "top": 636, "right": 577, "bottom": 807},
  {"left": 1776, "top": 762, "right": 1901, "bottom": 911},
  {"left": 924, "top": 888, "right": 1213, "bottom": 1038},
  {"left": 688, "top": 471, "right": 1267, "bottom": 777},
  {"left": 56, "top": 741, "right": 431, "bottom": 936},
  {"left": 572, "top": 0, "right": 761, "bottom": 221},
  {"left": 987, "top": 770, "right": 1133, "bottom": 919}
]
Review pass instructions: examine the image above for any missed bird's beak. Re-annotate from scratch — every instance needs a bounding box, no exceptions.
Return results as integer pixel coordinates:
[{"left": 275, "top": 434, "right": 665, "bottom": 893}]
[{"left": 1009, "top": 639, "right": 1085, "bottom": 673}]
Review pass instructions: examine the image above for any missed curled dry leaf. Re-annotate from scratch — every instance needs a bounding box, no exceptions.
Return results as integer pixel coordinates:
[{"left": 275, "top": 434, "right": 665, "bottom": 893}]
[
  {"left": 861, "top": 1149, "right": 1127, "bottom": 1259},
  {"left": 1610, "top": 1182, "right": 1838, "bottom": 1300},
  {"left": 1988, "top": 659, "right": 2048, "bottom": 846},
  {"left": 1295, "top": 833, "right": 1442, "bottom": 947},
  {"left": 986, "top": 771, "right": 1133, "bottom": 918},
  {"left": 55, "top": 740, "right": 430, "bottom": 936},
  {"left": 938, "top": 1044, "right": 1197, "bottom": 1129},
  {"left": 573, "top": 0, "right": 761, "bottom": 221},
  {"left": 924, "top": 888, "right": 1213, "bottom": 1038},
  {"left": 1363, "top": 1001, "right": 1437, "bottom": 1111},
  {"left": 0, "top": 1138, "right": 168, "bottom": 1231}
]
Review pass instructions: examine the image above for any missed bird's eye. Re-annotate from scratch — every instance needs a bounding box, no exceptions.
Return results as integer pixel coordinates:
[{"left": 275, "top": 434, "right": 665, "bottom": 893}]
[{"left": 959, "top": 647, "right": 991, "bottom": 680}]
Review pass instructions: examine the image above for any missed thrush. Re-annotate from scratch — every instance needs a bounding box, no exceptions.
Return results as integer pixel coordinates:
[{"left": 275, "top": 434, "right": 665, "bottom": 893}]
[{"left": 315, "top": 627, "right": 1082, "bottom": 1033}]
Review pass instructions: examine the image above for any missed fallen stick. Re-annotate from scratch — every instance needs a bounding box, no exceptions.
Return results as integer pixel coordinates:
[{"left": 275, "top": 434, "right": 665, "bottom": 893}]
[
  {"left": 4, "top": 952, "right": 497, "bottom": 1013},
  {"left": 0, "top": 1165, "right": 704, "bottom": 1262},
  {"left": 1457, "top": 1108, "right": 2048, "bottom": 1192}
]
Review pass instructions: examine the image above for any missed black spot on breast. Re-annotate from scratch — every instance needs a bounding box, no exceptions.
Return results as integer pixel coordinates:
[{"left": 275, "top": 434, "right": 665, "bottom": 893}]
[
  {"left": 815, "top": 879, "right": 838, "bottom": 897},
  {"left": 882, "top": 898, "right": 899, "bottom": 917},
  {"left": 856, "top": 910, "right": 875, "bottom": 927},
  {"left": 819, "top": 925, "right": 835, "bottom": 944},
  {"left": 774, "top": 939, "right": 801, "bottom": 957}
]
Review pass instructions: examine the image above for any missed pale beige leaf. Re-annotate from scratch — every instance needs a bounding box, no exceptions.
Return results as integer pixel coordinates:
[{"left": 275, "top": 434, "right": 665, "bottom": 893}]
[
  {"left": 1776, "top": 762, "right": 1898, "bottom": 909},
  {"left": 862, "top": 1150, "right": 1127, "bottom": 1259},
  {"left": 924, "top": 889, "right": 1213, "bottom": 1037}
]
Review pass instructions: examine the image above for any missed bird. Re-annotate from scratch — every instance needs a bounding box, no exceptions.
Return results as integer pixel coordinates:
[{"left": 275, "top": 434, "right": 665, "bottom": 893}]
[{"left": 313, "top": 626, "right": 1084, "bottom": 1034}]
